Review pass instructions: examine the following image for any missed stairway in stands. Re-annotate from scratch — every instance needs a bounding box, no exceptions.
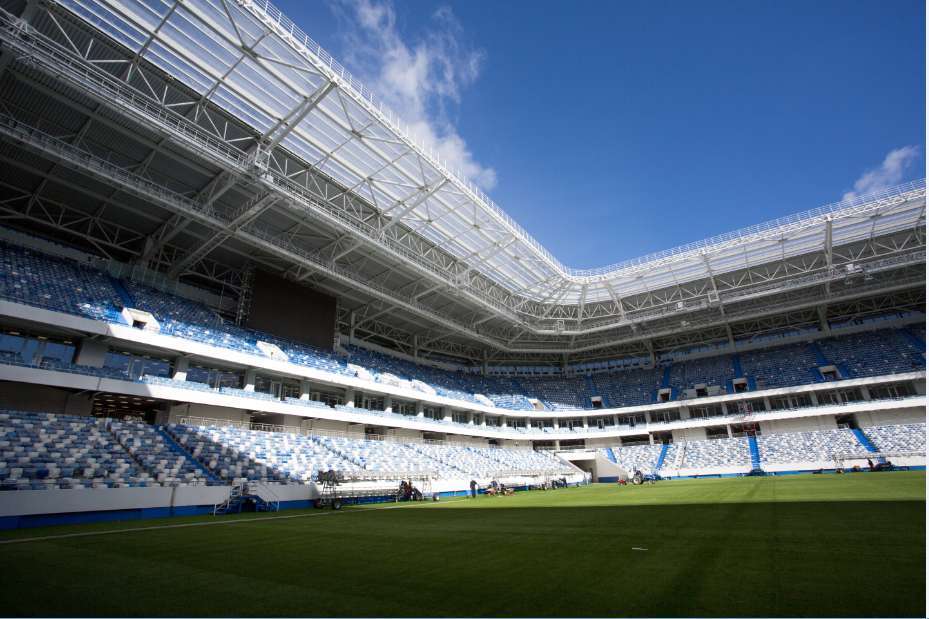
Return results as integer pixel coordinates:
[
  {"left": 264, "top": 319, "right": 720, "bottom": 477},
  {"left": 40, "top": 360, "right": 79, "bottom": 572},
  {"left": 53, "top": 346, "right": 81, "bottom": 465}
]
[
  {"left": 156, "top": 426, "right": 224, "bottom": 484},
  {"left": 852, "top": 427, "right": 885, "bottom": 463},
  {"left": 108, "top": 276, "right": 135, "bottom": 308},
  {"left": 748, "top": 435, "right": 763, "bottom": 473},
  {"left": 603, "top": 448, "right": 617, "bottom": 464},
  {"left": 653, "top": 443, "right": 669, "bottom": 475}
]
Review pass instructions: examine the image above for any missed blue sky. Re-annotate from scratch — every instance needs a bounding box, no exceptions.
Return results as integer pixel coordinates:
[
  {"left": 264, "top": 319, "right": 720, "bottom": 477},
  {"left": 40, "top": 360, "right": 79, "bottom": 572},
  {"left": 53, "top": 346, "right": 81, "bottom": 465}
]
[{"left": 274, "top": 0, "right": 925, "bottom": 270}]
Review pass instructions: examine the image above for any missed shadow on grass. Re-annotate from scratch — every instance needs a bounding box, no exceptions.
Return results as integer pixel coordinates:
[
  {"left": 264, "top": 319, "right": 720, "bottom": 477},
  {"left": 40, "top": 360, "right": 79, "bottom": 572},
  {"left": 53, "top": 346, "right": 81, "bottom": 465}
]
[{"left": 0, "top": 500, "right": 924, "bottom": 617}]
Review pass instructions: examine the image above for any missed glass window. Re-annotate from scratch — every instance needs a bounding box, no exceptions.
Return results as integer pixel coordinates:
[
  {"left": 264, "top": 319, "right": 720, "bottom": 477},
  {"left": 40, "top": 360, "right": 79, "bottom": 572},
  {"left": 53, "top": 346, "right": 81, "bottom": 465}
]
[
  {"left": 42, "top": 342, "right": 75, "bottom": 364},
  {"left": 219, "top": 373, "right": 242, "bottom": 390},
  {"left": 104, "top": 352, "right": 131, "bottom": 373},
  {"left": 186, "top": 367, "right": 212, "bottom": 385},
  {"left": 0, "top": 334, "right": 24, "bottom": 354},
  {"left": 140, "top": 359, "right": 170, "bottom": 378}
]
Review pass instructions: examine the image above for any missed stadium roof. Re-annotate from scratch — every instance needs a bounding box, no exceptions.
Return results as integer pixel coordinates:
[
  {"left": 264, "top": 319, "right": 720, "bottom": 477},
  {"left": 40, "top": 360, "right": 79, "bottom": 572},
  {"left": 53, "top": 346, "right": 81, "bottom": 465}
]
[{"left": 0, "top": 0, "right": 924, "bottom": 366}]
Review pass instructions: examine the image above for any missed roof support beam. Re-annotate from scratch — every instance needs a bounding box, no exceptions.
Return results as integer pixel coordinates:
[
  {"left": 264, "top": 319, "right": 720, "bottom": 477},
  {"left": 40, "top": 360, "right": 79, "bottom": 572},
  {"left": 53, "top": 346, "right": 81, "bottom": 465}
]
[
  {"left": 167, "top": 193, "right": 280, "bottom": 278},
  {"left": 576, "top": 283, "right": 589, "bottom": 323},
  {"left": 644, "top": 339, "right": 656, "bottom": 366},
  {"left": 379, "top": 177, "right": 448, "bottom": 233},
  {"left": 261, "top": 80, "right": 335, "bottom": 155},
  {"left": 725, "top": 322, "right": 737, "bottom": 350},
  {"left": 817, "top": 304, "right": 831, "bottom": 333}
]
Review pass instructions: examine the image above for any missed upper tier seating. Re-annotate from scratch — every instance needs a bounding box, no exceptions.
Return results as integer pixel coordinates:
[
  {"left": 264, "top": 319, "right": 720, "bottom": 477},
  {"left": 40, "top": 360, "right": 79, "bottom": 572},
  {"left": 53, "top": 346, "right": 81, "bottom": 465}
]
[
  {"left": 861, "top": 423, "right": 926, "bottom": 452},
  {"left": 679, "top": 437, "right": 751, "bottom": 472},
  {"left": 610, "top": 444, "right": 664, "bottom": 473},
  {"left": 515, "top": 375, "right": 590, "bottom": 410},
  {"left": 0, "top": 242, "right": 124, "bottom": 323},
  {"left": 0, "top": 240, "right": 922, "bottom": 415},
  {"left": 818, "top": 329, "right": 923, "bottom": 378},
  {"left": 740, "top": 343, "right": 819, "bottom": 388},
  {"left": 677, "top": 355, "right": 734, "bottom": 390},
  {"left": 756, "top": 429, "right": 862, "bottom": 470},
  {"left": 905, "top": 322, "right": 925, "bottom": 345},
  {"left": 0, "top": 411, "right": 151, "bottom": 489},
  {"left": 167, "top": 424, "right": 358, "bottom": 482},
  {"left": 592, "top": 367, "right": 664, "bottom": 408}
]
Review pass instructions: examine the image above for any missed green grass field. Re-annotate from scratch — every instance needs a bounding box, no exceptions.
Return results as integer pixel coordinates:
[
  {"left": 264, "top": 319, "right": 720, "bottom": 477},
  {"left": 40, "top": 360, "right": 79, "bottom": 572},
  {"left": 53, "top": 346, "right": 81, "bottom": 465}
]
[{"left": 1, "top": 472, "right": 925, "bottom": 617}]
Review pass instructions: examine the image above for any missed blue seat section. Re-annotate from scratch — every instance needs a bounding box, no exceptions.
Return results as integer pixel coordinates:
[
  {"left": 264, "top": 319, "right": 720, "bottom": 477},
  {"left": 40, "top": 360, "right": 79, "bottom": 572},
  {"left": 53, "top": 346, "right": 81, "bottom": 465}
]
[
  {"left": 905, "top": 322, "right": 925, "bottom": 345},
  {"left": 0, "top": 411, "right": 153, "bottom": 490},
  {"left": 739, "top": 342, "right": 820, "bottom": 388},
  {"left": 39, "top": 357, "right": 134, "bottom": 381},
  {"left": 591, "top": 367, "right": 663, "bottom": 408},
  {"left": 676, "top": 355, "right": 735, "bottom": 390},
  {"left": 0, "top": 240, "right": 125, "bottom": 323},
  {"left": 862, "top": 423, "right": 926, "bottom": 452},
  {"left": 168, "top": 424, "right": 359, "bottom": 483},
  {"left": 817, "top": 329, "right": 923, "bottom": 378},
  {"left": 514, "top": 376, "right": 590, "bottom": 410},
  {"left": 343, "top": 345, "right": 534, "bottom": 410}
]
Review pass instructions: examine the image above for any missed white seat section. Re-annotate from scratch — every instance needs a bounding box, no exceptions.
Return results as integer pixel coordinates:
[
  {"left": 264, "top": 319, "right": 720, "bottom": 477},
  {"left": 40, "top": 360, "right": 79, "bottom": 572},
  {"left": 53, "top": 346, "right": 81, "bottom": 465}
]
[
  {"left": 610, "top": 444, "right": 664, "bottom": 473},
  {"left": 316, "top": 436, "right": 465, "bottom": 479},
  {"left": 862, "top": 423, "right": 926, "bottom": 451},
  {"left": 169, "top": 424, "right": 360, "bottom": 484},
  {"left": 861, "top": 423, "right": 927, "bottom": 467},
  {"left": 108, "top": 419, "right": 215, "bottom": 486},
  {"left": 0, "top": 411, "right": 154, "bottom": 489},
  {"left": 676, "top": 437, "right": 751, "bottom": 476}
]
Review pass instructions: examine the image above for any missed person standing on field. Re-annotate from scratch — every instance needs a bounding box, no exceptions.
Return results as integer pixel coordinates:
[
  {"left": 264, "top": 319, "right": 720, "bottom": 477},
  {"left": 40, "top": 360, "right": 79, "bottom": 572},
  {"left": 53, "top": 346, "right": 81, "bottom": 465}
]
[{"left": 470, "top": 478, "right": 477, "bottom": 498}]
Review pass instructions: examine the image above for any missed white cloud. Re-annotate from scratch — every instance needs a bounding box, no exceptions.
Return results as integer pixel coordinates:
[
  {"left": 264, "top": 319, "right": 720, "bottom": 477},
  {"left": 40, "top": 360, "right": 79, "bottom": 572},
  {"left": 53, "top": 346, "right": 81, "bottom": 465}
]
[
  {"left": 332, "top": 0, "right": 497, "bottom": 189},
  {"left": 843, "top": 146, "right": 921, "bottom": 201}
]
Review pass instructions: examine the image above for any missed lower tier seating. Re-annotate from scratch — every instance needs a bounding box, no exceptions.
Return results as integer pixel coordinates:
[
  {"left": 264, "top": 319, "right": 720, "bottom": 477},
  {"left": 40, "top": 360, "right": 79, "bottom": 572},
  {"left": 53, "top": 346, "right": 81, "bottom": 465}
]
[
  {"left": 679, "top": 437, "right": 751, "bottom": 473},
  {"left": 862, "top": 423, "right": 926, "bottom": 452},
  {"left": 610, "top": 444, "right": 664, "bottom": 473},
  {"left": 756, "top": 429, "right": 863, "bottom": 470},
  {"left": 0, "top": 415, "right": 924, "bottom": 490},
  {"left": 0, "top": 411, "right": 152, "bottom": 489}
]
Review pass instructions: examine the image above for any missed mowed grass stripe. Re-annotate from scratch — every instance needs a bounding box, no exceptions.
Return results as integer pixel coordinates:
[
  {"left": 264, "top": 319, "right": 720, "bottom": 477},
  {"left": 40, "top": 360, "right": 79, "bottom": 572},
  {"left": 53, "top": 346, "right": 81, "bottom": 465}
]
[{"left": 1, "top": 472, "right": 924, "bottom": 617}]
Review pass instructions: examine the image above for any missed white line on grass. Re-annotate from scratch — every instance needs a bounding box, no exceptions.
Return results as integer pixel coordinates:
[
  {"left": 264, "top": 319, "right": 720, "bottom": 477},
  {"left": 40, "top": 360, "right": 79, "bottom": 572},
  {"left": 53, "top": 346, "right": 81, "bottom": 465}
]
[{"left": 0, "top": 496, "right": 474, "bottom": 545}]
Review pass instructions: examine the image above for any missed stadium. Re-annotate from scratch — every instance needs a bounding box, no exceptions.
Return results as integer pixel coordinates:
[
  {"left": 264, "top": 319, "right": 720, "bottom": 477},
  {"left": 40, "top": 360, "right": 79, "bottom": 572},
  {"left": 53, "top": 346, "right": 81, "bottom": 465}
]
[{"left": 0, "top": 0, "right": 924, "bottom": 616}]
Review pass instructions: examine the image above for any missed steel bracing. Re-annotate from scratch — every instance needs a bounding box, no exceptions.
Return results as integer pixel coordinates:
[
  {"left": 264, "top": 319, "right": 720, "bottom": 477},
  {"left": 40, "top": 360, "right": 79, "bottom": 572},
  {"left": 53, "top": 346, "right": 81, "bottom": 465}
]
[{"left": 0, "top": 0, "right": 923, "bottom": 368}]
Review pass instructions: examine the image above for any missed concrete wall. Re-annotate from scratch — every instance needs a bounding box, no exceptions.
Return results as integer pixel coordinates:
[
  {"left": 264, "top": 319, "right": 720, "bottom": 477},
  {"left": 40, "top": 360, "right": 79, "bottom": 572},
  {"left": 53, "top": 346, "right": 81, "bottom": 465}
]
[
  {"left": 74, "top": 338, "right": 108, "bottom": 367},
  {"left": 673, "top": 426, "right": 708, "bottom": 442},
  {"left": 0, "top": 485, "right": 230, "bottom": 518},
  {"left": 169, "top": 403, "right": 251, "bottom": 424},
  {"left": 854, "top": 407, "right": 927, "bottom": 428},
  {"left": 758, "top": 415, "right": 838, "bottom": 435}
]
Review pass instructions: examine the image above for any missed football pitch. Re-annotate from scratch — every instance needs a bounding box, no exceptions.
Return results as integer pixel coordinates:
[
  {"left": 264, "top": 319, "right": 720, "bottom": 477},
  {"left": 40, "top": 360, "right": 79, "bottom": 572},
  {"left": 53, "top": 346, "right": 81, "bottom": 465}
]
[{"left": 1, "top": 472, "right": 924, "bottom": 617}]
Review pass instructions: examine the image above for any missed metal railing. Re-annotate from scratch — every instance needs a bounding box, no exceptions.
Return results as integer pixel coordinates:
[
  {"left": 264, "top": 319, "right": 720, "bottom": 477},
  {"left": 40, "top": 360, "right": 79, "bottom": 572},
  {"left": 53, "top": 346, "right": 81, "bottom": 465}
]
[{"left": 178, "top": 416, "right": 302, "bottom": 435}]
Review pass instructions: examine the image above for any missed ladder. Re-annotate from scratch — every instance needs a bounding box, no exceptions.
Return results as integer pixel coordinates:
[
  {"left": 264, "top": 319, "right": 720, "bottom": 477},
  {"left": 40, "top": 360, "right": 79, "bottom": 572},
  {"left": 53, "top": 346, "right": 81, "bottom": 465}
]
[{"left": 738, "top": 398, "right": 756, "bottom": 437}]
